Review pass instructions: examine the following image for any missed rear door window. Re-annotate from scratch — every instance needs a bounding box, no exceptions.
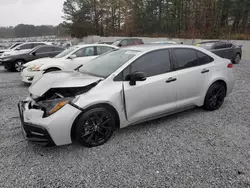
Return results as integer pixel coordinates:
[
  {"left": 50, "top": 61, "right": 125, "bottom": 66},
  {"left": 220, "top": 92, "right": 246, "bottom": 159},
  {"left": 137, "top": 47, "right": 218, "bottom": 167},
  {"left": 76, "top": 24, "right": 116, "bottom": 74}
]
[
  {"left": 19, "top": 43, "right": 32, "bottom": 50},
  {"left": 74, "top": 47, "right": 95, "bottom": 57},
  {"left": 213, "top": 42, "right": 227, "bottom": 49},
  {"left": 226, "top": 42, "right": 233, "bottom": 48},
  {"left": 196, "top": 51, "right": 214, "bottom": 65},
  {"left": 173, "top": 49, "right": 200, "bottom": 69},
  {"left": 96, "top": 46, "right": 113, "bottom": 55},
  {"left": 35, "top": 46, "right": 54, "bottom": 53}
]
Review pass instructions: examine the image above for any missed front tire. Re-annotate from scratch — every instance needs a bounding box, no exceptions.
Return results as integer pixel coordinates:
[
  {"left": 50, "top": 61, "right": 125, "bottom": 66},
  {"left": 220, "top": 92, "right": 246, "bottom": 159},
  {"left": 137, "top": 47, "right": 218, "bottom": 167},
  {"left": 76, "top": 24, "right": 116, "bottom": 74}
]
[
  {"left": 204, "top": 82, "right": 226, "bottom": 111},
  {"left": 14, "top": 60, "right": 25, "bottom": 72},
  {"left": 75, "top": 107, "right": 115, "bottom": 147},
  {"left": 44, "top": 68, "right": 61, "bottom": 74}
]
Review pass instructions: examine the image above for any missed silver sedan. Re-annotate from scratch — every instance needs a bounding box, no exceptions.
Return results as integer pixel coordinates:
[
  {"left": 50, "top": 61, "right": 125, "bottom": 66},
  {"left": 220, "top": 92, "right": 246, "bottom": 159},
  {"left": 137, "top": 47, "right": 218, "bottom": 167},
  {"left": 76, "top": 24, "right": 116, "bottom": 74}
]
[{"left": 18, "top": 45, "right": 234, "bottom": 147}]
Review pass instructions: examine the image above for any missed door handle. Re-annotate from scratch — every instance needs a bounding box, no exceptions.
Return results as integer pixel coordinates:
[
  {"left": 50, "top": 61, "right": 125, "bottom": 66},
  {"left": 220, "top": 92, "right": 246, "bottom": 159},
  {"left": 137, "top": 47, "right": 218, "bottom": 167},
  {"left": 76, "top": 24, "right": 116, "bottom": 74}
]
[
  {"left": 201, "top": 69, "right": 209, "bottom": 74},
  {"left": 166, "top": 77, "right": 177, "bottom": 83}
]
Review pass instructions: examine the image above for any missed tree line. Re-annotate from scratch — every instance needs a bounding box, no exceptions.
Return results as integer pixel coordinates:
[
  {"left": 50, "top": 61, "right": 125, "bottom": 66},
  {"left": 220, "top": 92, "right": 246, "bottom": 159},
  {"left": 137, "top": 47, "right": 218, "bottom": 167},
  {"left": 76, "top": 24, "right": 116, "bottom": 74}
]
[
  {"left": 0, "top": 24, "right": 67, "bottom": 38},
  {"left": 62, "top": 0, "right": 250, "bottom": 39}
]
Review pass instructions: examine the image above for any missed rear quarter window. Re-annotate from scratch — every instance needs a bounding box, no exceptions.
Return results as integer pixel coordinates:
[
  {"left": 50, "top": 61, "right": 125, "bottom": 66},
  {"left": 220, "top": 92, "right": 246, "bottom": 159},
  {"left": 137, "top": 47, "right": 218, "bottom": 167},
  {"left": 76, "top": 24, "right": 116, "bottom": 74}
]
[{"left": 196, "top": 51, "right": 214, "bottom": 65}]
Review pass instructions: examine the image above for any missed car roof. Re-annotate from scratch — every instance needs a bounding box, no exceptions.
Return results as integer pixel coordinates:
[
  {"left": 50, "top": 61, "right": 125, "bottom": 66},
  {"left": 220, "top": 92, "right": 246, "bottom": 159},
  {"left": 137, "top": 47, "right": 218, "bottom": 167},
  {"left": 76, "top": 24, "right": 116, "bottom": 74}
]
[
  {"left": 122, "top": 44, "right": 198, "bottom": 52},
  {"left": 198, "top": 40, "right": 233, "bottom": 44},
  {"left": 21, "top": 42, "right": 50, "bottom": 44},
  {"left": 115, "top": 38, "right": 142, "bottom": 41},
  {"left": 32, "top": 45, "right": 65, "bottom": 50},
  {"left": 75, "top": 44, "right": 118, "bottom": 48},
  {"left": 150, "top": 41, "right": 176, "bottom": 44}
]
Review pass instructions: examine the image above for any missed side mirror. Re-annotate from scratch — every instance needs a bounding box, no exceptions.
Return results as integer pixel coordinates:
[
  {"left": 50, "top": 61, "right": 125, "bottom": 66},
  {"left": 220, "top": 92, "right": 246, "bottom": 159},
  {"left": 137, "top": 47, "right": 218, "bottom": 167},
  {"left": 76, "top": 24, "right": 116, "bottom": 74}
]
[
  {"left": 126, "top": 72, "right": 147, "bottom": 86},
  {"left": 16, "top": 47, "right": 20, "bottom": 51},
  {"left": 68, "top": 54, "right": 76, "bottom": 59},
  {"left": 32, "top": 52, "right": 36, "bottom": 56},
  {"left": 118, "top": 43, "right": 122, "bottom": 47}
]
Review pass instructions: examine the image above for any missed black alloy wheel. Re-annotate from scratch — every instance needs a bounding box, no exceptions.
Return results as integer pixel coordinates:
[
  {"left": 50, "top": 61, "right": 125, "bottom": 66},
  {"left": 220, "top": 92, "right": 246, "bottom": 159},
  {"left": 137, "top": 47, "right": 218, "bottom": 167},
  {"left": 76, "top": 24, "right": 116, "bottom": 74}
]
[
  {"left": 76, "top": 107, "right": 115, "bottom": 147},
  {"left": 204, "top": 83, "right": 226, "bottom": 111}
]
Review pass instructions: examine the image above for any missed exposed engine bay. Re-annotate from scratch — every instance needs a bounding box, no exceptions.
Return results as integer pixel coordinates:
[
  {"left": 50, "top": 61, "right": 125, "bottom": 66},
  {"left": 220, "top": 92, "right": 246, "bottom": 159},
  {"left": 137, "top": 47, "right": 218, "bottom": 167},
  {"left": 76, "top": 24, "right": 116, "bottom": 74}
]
[
  {"left": 35, "top": 82, "right": 98, "bottom": 101},
  {"left": 27, "top": 82, "right": 99, "bottom": 117}
]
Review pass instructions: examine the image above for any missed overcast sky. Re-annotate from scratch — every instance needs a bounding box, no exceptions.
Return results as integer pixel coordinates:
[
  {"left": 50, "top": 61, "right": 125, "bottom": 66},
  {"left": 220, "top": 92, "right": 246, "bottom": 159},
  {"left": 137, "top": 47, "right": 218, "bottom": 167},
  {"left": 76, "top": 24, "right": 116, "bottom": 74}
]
[{"left": 0, "top": 0, "right": 64, "bottom": 27}]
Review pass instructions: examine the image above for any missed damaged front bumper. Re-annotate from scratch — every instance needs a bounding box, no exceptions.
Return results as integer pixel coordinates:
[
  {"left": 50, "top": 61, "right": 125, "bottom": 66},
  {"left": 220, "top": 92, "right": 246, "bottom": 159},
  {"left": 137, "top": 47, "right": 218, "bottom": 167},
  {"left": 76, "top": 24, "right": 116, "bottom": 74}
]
[
  {"left": 18, "top": 97, "right": 82, "bottom": 146},
  {"left": 18, "top": 101, "right": 55, "bottom": 146}
]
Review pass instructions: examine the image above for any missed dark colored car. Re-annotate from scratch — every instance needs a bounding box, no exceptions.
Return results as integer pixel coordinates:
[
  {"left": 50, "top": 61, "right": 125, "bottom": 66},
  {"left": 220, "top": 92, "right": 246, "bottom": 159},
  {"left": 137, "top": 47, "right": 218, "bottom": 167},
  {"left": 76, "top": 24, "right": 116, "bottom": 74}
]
[
  {"left": 1, "top": 45, "right": 65, "bottom": 72},
  {"left": 111, "top": 38, "right": 144, "bottom": 47},
  {"left": 96, "top": 41, "right": 114, "bottom": 45},
  {"left": 196, "top": 41, "right": 242, "bottom": 64}
]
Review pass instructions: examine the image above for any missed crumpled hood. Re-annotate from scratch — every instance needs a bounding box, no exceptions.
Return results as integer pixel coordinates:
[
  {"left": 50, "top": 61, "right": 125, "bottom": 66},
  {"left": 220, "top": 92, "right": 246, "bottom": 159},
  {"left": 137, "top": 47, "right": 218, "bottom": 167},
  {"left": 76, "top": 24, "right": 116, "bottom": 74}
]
[
  {"left": 23, "top": 57, "right": 61, "bottom": 67},
  {"left": 29, "top": 71, "right": 102, "bottom": 97}
]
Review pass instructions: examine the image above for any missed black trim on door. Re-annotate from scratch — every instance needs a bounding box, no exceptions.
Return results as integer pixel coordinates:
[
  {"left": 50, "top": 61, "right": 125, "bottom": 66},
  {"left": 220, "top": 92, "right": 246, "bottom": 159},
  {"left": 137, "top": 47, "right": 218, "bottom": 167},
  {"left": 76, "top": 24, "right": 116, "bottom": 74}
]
[{"left": 94, "top": 46, "right": 98, "bottom": 56}]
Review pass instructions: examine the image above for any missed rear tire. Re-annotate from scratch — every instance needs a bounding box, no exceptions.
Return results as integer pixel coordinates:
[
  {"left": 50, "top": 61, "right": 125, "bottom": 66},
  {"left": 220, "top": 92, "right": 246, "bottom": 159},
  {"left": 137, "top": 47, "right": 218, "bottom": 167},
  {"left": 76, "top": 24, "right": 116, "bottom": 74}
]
[
  {"left": 233, "top": 53, "right": 241, "bottom": 64},
  {"left": 75, "top": 106, "right": 115, "bottom": 147},
  {"left": 204, "top": 82, "right": 226, "bottom": 111}
]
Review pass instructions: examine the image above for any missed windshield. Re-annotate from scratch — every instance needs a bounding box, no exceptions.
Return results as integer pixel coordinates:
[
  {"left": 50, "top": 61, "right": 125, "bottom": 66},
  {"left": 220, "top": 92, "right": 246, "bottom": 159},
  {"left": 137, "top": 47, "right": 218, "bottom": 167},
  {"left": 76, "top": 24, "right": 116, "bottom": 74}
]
[
  {"left": 196, "top": 42, "right": 214, "bottom": 50},
  {"left": 111, "top": 40, "right": 121, "bottom": 46},
  {"left": 79, "top": 49, "right": 140, "bottom": 78},
  {"left": 54, "top": 46, "right": 78, "bottom": 58},
  {"left": 10, "top": 43, "right": 22, "bottom": 49}
]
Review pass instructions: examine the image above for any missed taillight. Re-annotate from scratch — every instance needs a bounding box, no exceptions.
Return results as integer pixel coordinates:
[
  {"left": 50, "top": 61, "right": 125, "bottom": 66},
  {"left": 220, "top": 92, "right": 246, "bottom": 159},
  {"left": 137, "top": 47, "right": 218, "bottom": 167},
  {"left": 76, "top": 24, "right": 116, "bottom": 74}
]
[{"left": 227, "top": 63, "right": 233, "bottom": 68}]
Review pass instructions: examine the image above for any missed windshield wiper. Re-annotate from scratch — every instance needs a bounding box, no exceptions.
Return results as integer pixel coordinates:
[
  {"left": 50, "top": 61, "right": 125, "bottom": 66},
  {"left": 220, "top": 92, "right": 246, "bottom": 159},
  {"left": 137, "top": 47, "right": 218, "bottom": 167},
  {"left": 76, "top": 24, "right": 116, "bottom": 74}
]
[{"left": 74, "top": 64, "right": 83, "bottom": 71}]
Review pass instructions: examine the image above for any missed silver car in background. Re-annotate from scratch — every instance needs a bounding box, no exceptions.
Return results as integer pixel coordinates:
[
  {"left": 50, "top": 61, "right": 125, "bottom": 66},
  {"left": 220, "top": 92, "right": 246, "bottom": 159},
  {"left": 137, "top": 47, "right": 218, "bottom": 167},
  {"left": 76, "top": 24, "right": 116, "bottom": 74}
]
[{"left": 18, "top": 45, "right": 234, "bottom": 147}]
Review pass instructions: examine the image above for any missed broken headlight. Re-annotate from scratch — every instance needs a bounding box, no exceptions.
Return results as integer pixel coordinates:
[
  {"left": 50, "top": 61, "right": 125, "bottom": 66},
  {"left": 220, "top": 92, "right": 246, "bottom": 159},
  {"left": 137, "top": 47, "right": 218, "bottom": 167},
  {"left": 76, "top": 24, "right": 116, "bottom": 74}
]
[
  {"left": 38, "top": 97, "right": 73, "bottom": 116},
  {"left": 28, "top": 64, "right": 44, "bottom": 71}
]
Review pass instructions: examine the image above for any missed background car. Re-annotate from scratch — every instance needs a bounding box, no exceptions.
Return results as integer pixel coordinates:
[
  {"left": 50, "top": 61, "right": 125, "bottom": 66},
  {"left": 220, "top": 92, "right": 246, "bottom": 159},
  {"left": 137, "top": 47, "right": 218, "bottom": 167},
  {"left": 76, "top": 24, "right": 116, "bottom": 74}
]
[
  {"left": 21, "top": 44, "right": 118, "bottom": 83},
  {"left": 1, "top": 45, "right": 65, "bottom": 72},
  {"left": 196, "top": 41, "right": 242, "bottom": 64},
  {"left": 95, "top": 41, "right": 114, "bottom": 45},
  {"left": 19, "top": 45, "right": 234, "bottom": 147},
  {"left": 1, "top": 42, "right": 52, "bottom": 57},
  {"left": 149, "top": 41, "right": 177, "bottom": 44},
  {"left": 111, "top": 38, "right": 144, "bottom": 47},
  {"left": 0, "top": 42, "right": 23, "bottom": 55}
]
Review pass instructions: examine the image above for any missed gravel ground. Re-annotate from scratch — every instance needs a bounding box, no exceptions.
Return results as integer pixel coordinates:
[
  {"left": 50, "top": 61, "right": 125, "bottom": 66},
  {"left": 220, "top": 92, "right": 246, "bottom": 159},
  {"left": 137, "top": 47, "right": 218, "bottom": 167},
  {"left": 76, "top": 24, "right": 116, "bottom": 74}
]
[{"left": 0, "top": 62, "right": 250, "bottom": 188}]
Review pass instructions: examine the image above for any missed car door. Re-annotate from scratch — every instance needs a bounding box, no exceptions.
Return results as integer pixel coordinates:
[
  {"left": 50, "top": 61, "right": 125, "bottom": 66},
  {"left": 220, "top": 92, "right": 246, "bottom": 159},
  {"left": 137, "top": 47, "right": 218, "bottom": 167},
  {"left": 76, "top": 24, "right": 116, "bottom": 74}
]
[
  {"left": 34, "top": 46, "right": 55, "bottom": 59},
  {"left": 171, "top": 48, "right": 213, "bottom": 108},
  {"left": 65, "top": 46, "right": 96, "bottom": 69},
  {"left": 122, "top": 49, "right": 177, "bottom": 123}
]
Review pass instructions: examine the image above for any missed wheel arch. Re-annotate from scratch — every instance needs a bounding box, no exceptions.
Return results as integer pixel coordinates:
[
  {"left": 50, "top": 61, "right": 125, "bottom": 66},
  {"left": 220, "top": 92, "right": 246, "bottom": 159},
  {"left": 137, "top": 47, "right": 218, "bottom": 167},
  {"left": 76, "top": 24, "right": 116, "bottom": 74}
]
[
  {"left": 70, "top": 103, "right": 120, "bottom": 141},
  {"left": 15, "top": 59, "right": 26, "bottom": 62},
  {"left": 236, "top": 52, "right": 241, "bottom": 57},
  {"left": 204, "top": 79, "right": 227, "bottom": 106},
  {"left": 44, "top": 67, "right": 61, "bottom": 71}
]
